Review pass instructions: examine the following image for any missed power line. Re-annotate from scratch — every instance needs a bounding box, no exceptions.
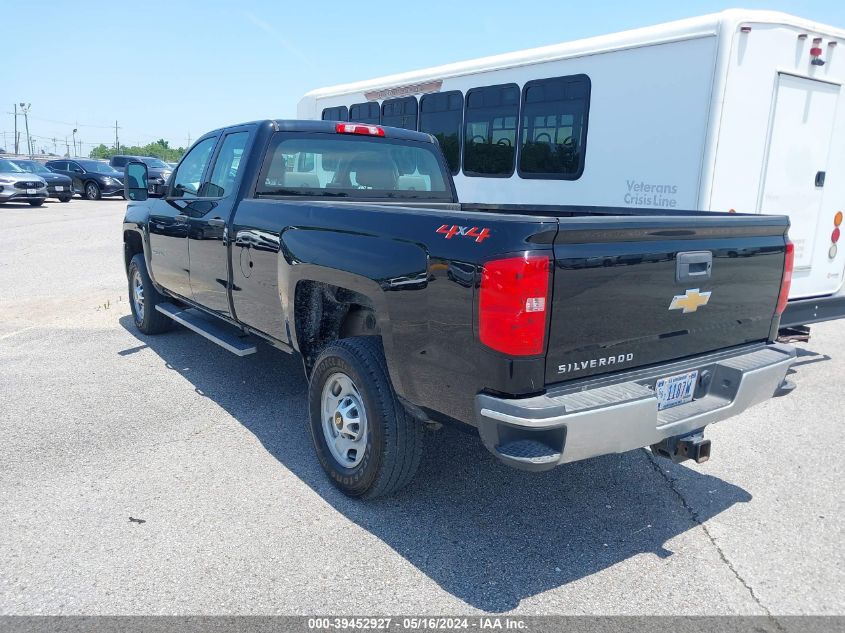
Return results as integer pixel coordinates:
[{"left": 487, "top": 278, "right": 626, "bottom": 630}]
[
  {"left": 26, "top": 114, "right": 117, "bottom": 129},
  {"left": 26, "top": 114, "right": 161, "bottom": 139}
]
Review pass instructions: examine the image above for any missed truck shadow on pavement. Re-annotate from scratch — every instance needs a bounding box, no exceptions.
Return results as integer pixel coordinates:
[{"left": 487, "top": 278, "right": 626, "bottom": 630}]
[{"left": 121, "top": 316, "right": 753, "bottom": 612}]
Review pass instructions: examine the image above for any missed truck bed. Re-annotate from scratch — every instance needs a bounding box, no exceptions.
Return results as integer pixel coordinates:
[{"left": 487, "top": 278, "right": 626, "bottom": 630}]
[{"left": 455, "top": 202, "right": 790, "bottom": 384}]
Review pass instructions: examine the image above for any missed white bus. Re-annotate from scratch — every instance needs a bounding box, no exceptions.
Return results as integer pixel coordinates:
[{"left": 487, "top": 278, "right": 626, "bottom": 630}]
[{"left": 298, "top": 9, "right": 845, "bottom": 327}]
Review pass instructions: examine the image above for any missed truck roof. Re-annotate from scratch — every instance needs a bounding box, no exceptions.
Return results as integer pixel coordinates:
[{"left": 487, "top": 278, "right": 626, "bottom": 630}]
[
  {"left": 303, "top": 9, "right": 845, "bottom": 101},
  {"left": 202, "top": 119, "right": 436, "bottom": 145}
]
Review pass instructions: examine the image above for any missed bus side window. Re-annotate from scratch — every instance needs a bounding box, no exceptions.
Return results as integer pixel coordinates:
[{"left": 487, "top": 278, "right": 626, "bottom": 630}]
[
  {"left": 350, "top": 102, "right": 380, "bottom": 124},
  {"left": 382, "top": 97, "right": 418, "bottom": 130},
  {"left": 321, "top": 106, "right": 349, "bottom": 121},
  {"left": 463, "top": 84, "right": 519, "bottom": 177},
  {"left": 518, "top": 74, "right": 591, "bottom": 180},
  {"left": 419, "top": 91, "right": 463, "bottom": 175}
]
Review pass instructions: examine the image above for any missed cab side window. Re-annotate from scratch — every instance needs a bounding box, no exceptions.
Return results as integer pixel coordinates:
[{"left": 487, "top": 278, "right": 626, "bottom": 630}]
[
  {"left": 203, "top": 132, "right": 249, "bottom": 198},
  {"left": 171, "top": 137, "right": 217, "bottom": 198}
]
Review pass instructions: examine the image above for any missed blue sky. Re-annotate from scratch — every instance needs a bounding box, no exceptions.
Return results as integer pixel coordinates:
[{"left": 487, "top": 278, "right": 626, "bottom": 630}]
[{"left": 5, "top": 0, "right": 845, "bottom": 155}]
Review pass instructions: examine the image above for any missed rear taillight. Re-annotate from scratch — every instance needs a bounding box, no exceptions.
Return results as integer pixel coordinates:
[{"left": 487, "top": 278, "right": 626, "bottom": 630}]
[
  {"left": 479, "top": 255, "right": 550, "bottom": 356},
  {"left": 776, "top": 241, "right": 795, "bottom": 316},
  {"left": 335, "top": 123, "right": 385, "bottom": 137}
]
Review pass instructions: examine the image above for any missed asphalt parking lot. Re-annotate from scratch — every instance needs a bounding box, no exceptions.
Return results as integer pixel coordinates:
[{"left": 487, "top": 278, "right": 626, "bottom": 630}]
[{"left": 0, "top": 198, "right": 843, "bottom": 617}]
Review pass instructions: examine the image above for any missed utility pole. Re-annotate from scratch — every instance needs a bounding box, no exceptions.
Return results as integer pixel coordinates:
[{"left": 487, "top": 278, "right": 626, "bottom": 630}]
[
  {"left": 19, "top": 103, "right": 32, "bottom": 158},
  {"left": 51, "top": 137, "right": 57, "bottom": 154},
  {"left": 72, "top": 128, "right": 77, "bottom": 157},
  {"left": 78, "top": 137, "right": 83, "bottom": 157},
  {"left": 65, "top": 137, "right": 70, "bottom": 157},
  {"left": 13, "top": 104, "right": 18, "bottom": 154},
  {"left": 114, "top": 120, "right": 120, "bottom": 152},
  {"left": 186, "top": 132, "right": 192, "bottom": 147}
]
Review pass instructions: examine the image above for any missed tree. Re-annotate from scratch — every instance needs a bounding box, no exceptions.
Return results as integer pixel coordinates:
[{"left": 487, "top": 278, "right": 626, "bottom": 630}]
[{"left": 88, "top": 140, "right": 185, "bottom": 162}]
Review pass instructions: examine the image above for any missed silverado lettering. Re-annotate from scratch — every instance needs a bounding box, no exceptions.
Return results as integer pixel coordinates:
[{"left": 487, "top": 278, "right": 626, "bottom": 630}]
[{"left": 558, "top": 353, "right": 635, "bottom": 374}]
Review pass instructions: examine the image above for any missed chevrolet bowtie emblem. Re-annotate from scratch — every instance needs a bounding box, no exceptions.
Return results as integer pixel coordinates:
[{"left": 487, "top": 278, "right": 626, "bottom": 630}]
[{"left": 669, "top": 288, "right": 712, "bottom": 313}]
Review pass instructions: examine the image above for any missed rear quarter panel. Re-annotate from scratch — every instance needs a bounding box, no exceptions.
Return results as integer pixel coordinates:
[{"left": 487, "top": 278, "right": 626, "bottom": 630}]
[{"left": 230, "top": 198, "right": 556, "bottom": 424}]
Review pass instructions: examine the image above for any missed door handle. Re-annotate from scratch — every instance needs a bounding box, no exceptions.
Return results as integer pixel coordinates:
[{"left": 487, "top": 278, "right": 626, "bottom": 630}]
[
  {"left": 676, "top": 251, "right": 712, "bottom": 283},
  {"left": 207, "top": 217, "right": 225, "bottom": 228},
  {"left": 174, "top": 214, "right": 188, "bottom": 223}
]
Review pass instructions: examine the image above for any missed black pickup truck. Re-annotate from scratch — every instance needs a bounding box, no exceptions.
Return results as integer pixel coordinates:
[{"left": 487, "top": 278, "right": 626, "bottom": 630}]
[{"left": 122, "top": 119, "right": 796, "bottom": 498}]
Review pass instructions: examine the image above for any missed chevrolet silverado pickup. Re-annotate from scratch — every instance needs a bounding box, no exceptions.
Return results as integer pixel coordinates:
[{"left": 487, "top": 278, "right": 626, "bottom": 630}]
[{"left": 122, "top": 119, "right": 796, "bottom": 498}]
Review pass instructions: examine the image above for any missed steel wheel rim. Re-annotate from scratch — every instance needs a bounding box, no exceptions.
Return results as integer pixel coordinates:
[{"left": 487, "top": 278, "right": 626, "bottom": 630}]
[
  {"left": 321, "top": 372, "right": 368, "bottom": 468},
  {"left": 86, "top": 184, "right": 97, "bottom": 199},
  {"left": 132, "top": 269, "right": 144, "bottom": 321}
]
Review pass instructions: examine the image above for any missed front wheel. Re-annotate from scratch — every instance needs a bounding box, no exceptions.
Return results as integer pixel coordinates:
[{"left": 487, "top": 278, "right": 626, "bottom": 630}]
[
  {"left": 308, "top": 337, "right": 423, "bottom": 499},
  {"left": 84, "top": 181, "right": 101, "bottom": 200},
  {"left": 128, "top": 254, "right": 173, "bottom": 334}
]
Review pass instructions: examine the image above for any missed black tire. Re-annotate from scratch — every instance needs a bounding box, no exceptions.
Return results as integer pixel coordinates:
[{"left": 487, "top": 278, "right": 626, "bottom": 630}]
[
  {"left": 58, "top": 195, "right": 72, "bottom": 203},
  {"left": 84, "top": 181, "right": 102, "bottom": 200},
  {"left": 28, "top": 200, "right": 44, "bottom": 207},
  {"left": 127, "top": 254, "right": 173, "bottom": 334},
  {"left": 308, "top": 336, "right": 423, "bottom": 499}
]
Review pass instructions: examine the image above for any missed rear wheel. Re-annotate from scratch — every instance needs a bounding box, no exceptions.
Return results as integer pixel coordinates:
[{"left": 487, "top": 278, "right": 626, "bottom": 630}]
[
  {"left": 58, "top": 195, "right": 72, "bottom": 203},
  {"left": 128, "top": 254, "right": 173, "bottom": 334},
  {"left": 308, "top": 337, "right": 423, "bottom": 499},
  {"left": 28, "top": 200, "right": 44, "bottom": 207},
  {"left": 84, "top": 181, "right": 101, "bottom": 200}
]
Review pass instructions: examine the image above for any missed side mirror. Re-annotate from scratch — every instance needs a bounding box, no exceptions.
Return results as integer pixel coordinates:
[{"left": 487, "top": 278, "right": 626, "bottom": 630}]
[
  {"left": 125, "top": 161, "right": 149, "bottom": 201},
  {"left": 73, "top": 168, "right": 84, "bottom": 174}
]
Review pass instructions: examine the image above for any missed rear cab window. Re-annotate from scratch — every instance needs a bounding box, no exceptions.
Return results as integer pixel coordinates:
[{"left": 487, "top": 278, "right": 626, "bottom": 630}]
[{"left": 254, "top": 132, "right": 453, "bottom": 201}]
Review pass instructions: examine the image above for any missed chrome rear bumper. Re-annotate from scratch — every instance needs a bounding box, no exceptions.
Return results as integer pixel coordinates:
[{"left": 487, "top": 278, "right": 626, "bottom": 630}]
[{"left": 476, "top": 343, "right": 796, "bottom": 471}]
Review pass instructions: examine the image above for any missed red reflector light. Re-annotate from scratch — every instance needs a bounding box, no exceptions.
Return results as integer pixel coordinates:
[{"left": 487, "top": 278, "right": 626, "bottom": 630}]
[
  {"left": 811, "top": 46, "right": 823, "bottom": 56},
  {"left": 479, "top": 255, "right": 550, "bottom": 356},
  {"left": 833, "top": 227, "right": 841, "bottom": 243},
  {"left": 335, "top": 122, "right": 385, "bottom": 137},
  {"left": 776, "top": 241, "right": 795, "bottom": 316}
]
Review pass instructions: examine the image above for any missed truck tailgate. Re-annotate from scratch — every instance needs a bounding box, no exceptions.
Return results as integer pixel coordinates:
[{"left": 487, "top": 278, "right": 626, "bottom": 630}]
[{"left": 547, "top": 216, "right": 789, "bottom": 384}]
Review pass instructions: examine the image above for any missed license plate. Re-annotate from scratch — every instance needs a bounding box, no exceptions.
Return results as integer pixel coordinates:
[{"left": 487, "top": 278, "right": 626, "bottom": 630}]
[
  {"left": 26, "top": 188, "right": 37, "bottom": 194},
  {"left": 54, "top": 186, "right": 64, "bottom": 191},
  {"left": 655, "top": 370, "right": 699, "bottom": 410}
]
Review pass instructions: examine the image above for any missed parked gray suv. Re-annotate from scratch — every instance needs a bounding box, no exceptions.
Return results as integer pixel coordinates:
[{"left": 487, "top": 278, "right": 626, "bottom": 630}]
[{"left": 0, "top": 159, "right": 47, "bottom": 206}]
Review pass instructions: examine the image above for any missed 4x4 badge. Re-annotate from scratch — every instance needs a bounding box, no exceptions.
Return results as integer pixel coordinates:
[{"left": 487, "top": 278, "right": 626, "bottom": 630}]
[
  {"left": 669, "top": 288, "right": 712, "bottom": 313},
  {"left": 436, "top": 224, "right": 491, "bottom": 243}
]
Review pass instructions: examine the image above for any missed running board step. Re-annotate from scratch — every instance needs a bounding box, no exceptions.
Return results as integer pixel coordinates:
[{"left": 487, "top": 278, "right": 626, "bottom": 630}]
[{"left": 155, "top": 303, "right": 257, "bottom": 356}]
